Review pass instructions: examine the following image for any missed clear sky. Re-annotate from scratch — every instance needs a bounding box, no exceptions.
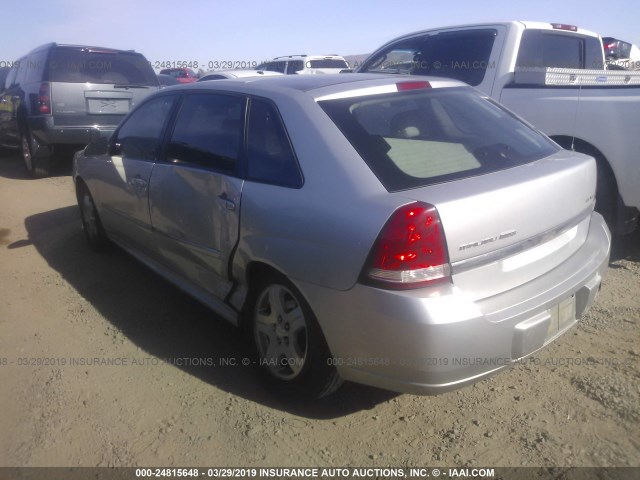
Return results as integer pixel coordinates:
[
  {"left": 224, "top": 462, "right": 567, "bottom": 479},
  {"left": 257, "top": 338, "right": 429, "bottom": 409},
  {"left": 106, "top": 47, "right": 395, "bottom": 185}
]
[{"left": 1, "top": 0, "right": 639, "bottom": 71}]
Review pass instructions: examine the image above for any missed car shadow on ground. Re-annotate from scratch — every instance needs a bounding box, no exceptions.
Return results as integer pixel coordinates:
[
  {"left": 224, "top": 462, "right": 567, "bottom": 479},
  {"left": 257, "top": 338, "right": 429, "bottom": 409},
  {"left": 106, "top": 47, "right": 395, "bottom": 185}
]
[
  {"left": 19, "top": 205, "right": 397, "bottom": 418},
  {"left": 610, "top": 226, "right": 640, "bottom": 263},
  {"left": 0, "top": 151, "right": 74, "bottom": 180}
]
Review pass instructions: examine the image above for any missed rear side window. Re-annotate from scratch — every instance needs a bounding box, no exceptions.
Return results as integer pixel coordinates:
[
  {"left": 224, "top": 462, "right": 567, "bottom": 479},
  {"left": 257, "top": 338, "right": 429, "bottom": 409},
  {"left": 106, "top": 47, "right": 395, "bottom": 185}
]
[
  {"left": 517, "top": 30, "right": 604, "bottom": 69},
  {"left": 247, "top": 99, "right": 302, "bottom": 188},
  {"left": 23, "top": 50, "right": 48, "bottom": 84},
  {"left": 360, "top": 29, "right": 497, "bottom": 86},
  {"left": 319, "top": 87, "right": 558, "bottom": 192},
  {"left": 308, "top": 59, "right": 349, "bottom": 69},
  {"left": 47, "top": 48, "right": 158, "bottom": 86},
  {"left": 167, "top": 93, "right": 244, "bottom": 172},
  {"left": 115, "top": 95, "right": 175, "bottom": 161},
  {"left": 262, "top": 61, "right": 287, "bottom": 73},
  {"left": 287, "top": 61, "right": 304, "bottom": 74}
]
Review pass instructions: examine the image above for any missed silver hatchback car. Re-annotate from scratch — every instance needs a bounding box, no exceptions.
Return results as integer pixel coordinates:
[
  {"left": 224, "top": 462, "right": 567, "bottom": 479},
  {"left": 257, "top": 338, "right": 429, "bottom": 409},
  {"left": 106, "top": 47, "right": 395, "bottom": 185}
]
[{"left": 73, "top": 74, "right": 610, "bottom": 398}]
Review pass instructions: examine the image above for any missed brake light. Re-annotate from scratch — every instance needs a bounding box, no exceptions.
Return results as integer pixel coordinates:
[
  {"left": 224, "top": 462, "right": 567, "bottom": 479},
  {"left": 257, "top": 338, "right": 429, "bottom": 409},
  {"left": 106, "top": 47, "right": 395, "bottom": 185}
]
[
  {"left": 397, "top": 81, "right": 431, "bottom": 91},
  {"left": 38, "top": 82, "right": 51, "bottom": 114},
  {"left": 362, "top": 202, "right": 451, "bottom": 289},
  {"left": 551, "top": 23, "right": 578, "bottom": 32}
]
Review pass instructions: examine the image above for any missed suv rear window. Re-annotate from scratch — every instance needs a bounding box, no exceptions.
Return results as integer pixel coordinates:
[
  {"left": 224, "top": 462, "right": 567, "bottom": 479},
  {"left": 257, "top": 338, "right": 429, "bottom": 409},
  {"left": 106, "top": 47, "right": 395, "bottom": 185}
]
[
  {"left": 47, "top": 48, "right": 158, "bottom": 86},
  {"left": 319, "top": 87, "right": 558, "bottom": 192},
  {"left": 360, "top": 29, "right": 497, "bottom": 86}
]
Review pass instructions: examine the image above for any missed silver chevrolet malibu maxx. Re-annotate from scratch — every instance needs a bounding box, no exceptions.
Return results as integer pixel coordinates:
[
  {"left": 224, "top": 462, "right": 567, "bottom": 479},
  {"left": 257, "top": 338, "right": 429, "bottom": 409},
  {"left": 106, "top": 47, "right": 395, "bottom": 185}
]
[{"left": 73, "top": 74, "right": 611, "bottom": 398}]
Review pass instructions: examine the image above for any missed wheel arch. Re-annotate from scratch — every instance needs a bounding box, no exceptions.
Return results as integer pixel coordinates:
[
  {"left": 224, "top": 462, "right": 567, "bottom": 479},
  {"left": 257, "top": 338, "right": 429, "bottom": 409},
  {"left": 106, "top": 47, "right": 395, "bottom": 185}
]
[{"left": 550, "top": 135, "right": 618, "bottom": 191}]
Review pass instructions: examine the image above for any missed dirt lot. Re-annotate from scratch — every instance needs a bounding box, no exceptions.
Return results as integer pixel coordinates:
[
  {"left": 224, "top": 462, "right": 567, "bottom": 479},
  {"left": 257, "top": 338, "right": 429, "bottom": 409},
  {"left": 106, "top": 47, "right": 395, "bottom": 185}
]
[{"left": 0, "top": 153, "right": 639, "bottom": 469}]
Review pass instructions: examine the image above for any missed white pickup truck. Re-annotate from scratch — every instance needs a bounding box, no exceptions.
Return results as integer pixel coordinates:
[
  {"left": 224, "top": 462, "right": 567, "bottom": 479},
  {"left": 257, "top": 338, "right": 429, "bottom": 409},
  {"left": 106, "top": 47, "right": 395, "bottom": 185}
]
[{"left": 356, "top": 21, "right": 640, "bottom": 234}]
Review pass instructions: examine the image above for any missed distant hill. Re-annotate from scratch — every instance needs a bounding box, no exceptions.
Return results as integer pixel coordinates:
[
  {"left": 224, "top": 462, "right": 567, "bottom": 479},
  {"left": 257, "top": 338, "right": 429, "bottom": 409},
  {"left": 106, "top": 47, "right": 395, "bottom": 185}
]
[{"left": 343, "top": 54, "right": 370, "bottom": 70}]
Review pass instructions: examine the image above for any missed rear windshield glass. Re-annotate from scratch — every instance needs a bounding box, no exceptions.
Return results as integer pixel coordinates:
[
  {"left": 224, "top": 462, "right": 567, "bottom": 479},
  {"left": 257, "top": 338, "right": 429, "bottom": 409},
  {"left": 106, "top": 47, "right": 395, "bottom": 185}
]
[
  {"left": 360, "top": 29, "right": 496, "bottom": 86},
  {"left": 308, "top": 59, "right": 349, "bottom": 69},
  {"left": 319, "top": 87, "right": 558, "bottom": 192},
  {"left": 47, "top": 48, "right": 158, "bottom": 85}
]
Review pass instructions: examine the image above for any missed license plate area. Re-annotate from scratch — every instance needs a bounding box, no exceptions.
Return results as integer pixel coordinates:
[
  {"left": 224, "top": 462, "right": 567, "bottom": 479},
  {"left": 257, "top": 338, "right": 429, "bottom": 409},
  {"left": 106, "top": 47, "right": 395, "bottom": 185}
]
[
  {"left": 87, "top": 98, "right": 131, "bottom": 114},
  {"left": 546, "top": 294, "right": 576, "bottom": 341}
]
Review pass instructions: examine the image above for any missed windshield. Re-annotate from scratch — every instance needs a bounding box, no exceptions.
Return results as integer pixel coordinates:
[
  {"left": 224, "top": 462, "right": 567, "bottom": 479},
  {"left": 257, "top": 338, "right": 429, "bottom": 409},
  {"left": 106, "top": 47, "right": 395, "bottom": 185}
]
[{"left": 319, "top": 87, "right": 558, "bottom": 192}]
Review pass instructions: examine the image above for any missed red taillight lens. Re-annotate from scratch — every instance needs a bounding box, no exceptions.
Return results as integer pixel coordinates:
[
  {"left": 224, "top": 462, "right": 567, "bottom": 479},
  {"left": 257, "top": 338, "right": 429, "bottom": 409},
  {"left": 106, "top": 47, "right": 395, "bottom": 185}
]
[
  {"left": 38, "top": 83, "right": 51, "bottom": 114},
  {"left": 397, "top": 80, "right": 431, "bottom": 91},
  {"left": 551, "top": 23, "right": 578, "bottom": 32},
  {"left": 363, "top": 202, "right": 451, "bottom": 289}
]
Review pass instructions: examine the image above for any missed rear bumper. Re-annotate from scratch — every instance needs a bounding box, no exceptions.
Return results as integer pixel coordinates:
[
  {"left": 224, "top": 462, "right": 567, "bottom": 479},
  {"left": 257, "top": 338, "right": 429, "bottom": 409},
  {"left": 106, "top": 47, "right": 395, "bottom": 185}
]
[
  {"left": 299, "top": 212, "right": 611, "bottom": 395},
  {"left": 27, "top": 116, "right": 117, "bottom": 149}
]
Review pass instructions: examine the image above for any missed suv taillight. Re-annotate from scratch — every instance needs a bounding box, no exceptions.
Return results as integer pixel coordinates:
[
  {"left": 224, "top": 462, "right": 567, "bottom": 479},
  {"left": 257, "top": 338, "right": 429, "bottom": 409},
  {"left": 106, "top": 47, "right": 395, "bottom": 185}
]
[
  {"left": 38, "top": 83, "right": 51, "bottom": 114},
  {"left": 362, "top": 202, "right": 451, "bottom": 289}
]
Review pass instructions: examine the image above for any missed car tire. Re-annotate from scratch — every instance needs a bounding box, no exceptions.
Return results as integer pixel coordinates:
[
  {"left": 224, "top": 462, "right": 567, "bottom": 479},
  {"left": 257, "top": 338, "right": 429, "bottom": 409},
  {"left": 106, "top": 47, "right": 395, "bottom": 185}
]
[
  {"left": 21, "top": 130, "right": 51, "bottom": 178},
  {"left": 247, "top": 273, "right": 342, "bottom": 399},
  {"left": 77, "top": 182, "right": 109, "bottom": 252}
]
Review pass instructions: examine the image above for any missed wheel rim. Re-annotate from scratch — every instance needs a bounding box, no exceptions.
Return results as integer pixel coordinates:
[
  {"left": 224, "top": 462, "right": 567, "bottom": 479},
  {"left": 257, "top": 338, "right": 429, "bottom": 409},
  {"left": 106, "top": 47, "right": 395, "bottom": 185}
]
[
  {"left": 254, "top": 284, "right": 308, "bottom": 380},
  {"left": 81, "top": 190, "right": 99, "bottom": 241},
  {"left": 21, "top": 135, "right": 33, "bottom": 172}
]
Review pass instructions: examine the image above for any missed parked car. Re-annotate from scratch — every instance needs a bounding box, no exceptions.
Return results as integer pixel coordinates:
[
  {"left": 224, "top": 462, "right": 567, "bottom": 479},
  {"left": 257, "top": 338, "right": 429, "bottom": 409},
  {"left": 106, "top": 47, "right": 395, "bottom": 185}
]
[
  {"left": 257, "top": 55, "right": 348, "bottom": 74},
  {"left": 73, "top": 74, "right": 610, "bottom": 398},
  {"left": 157, "top": 73, "right": 180, "bottom": 87},
  {"left": 198, "top": 69, "right": 283, "bottom": 81},
  {"left": 0, "top": 43, "right": 159, "bottom": 177},
  {"left": 356, "top": 21, "right": 640, "bottom": 234},
  {"left": 602, "top": 37, "right": 640, "bottom": 70},
  {"left": 159, "top": 67, "right": 198, "bottom": 83}
]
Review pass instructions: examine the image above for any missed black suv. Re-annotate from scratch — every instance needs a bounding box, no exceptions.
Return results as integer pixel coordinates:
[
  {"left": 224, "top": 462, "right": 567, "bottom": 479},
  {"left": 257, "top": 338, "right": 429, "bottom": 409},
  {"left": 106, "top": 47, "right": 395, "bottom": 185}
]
[{"left": 0, "top": 43, "right": 159, "bottom": 177}]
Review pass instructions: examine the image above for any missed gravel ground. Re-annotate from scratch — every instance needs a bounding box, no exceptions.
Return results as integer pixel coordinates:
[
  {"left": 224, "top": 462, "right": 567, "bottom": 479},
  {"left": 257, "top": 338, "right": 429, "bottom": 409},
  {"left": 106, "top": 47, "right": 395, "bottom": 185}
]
[{"left": 0, "top": 153, "right": 638, "bottom": 470}]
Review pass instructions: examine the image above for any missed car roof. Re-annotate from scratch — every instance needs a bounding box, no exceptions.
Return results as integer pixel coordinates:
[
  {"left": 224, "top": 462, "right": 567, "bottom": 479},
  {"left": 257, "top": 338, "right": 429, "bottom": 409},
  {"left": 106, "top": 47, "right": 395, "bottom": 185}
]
[
  {"left": 163, "top": 73, "right": 465, "bottom": 100},
  {"left": 28, "top": 42, "right": 141, "bottom": 55}
]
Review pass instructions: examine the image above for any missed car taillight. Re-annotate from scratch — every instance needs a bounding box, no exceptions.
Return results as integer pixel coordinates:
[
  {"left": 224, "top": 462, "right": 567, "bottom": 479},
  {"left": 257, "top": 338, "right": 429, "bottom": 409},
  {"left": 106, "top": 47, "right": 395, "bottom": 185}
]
[
  {"left": 397, "top": 80, "right": 431, "bottom": 91},
  {"left": 362, "top": 202, "right": 451, "bottom": 289},
  {"left": 38, "top": 83, "right": 51, "bottom": 114},
  {"left": 551, "top": 23, "right": 578, "bottom": 32}
]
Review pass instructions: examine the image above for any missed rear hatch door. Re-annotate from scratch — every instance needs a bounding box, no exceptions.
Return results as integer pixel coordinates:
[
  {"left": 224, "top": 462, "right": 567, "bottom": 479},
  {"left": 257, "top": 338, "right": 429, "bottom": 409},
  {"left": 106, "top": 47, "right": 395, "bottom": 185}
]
[{"left": 48, "top": 46, "right": 159, "bottom": 126}]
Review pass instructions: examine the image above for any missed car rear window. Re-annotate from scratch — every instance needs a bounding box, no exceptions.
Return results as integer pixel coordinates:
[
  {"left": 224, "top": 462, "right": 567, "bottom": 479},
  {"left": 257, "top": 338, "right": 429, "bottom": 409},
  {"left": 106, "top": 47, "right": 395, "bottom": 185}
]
[
  {"left": 319, "top": 87, "right": 558, "bottom": 192},
  {"left": 360, "top": 29, "right": 497, "bottom": 86},
  {"left": 47, "top": 48, "right": 158, "bottom": 86},
  {"left": 516, "top": 30, "right": 604, "bottom": 69}
]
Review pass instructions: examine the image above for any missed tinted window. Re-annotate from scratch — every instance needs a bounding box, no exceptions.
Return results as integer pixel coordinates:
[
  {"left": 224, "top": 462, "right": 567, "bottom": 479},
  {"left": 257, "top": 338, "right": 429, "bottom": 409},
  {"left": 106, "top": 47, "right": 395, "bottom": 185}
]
[
  {"left": 517, "top": 30, "right": 593, "bottom": 69},
  {"left": 115, "top": 96, "right": 175, "bottom": 161},
  {"left": 308, "top": 59, "right": 349, "bottom": 69},
  {"left": 23, "top": 50, "right": 48, "bottom": 84},
  {"left": 48, "top": 48, "right": 157, "bottom": 85},
  {"left": 287, "top": 61, "right": 304, "bottom": 74},
  {"left": 319, "top": 87, "right": 558, "bottom": 192},
  {"left": 361, "top": 30, "right": 497, "bottom": 86},
  {"left": 247, "top": 99, "right": 302, "bottom": 187},
  {"left": 167, "top": 94, "right": 244, "bottom": 172},
  {"left": 262, "top": 61, "right": 287, "bottom": 73}
]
